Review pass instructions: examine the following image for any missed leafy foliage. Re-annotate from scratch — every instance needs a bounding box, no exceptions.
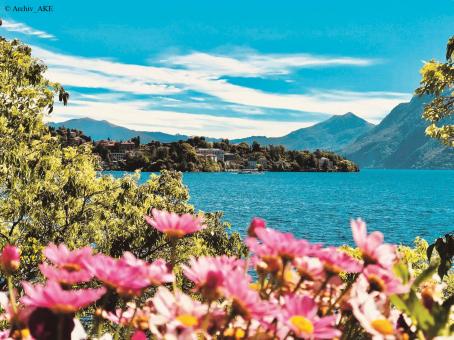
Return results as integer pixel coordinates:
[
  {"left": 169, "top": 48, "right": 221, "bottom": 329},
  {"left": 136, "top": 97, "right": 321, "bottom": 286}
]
[
  {"left": 0, "top": 37, "right": 244, "bottom": 284},
  {"left": 416, "top": 35, "right": 454, "bottom": 146}
]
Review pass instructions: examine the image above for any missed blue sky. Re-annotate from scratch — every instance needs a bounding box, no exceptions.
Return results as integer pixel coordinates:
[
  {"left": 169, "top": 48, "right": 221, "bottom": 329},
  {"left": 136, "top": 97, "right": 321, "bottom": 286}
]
[{"left": 1, "top": 0, "right": 453, "bottom": 138}]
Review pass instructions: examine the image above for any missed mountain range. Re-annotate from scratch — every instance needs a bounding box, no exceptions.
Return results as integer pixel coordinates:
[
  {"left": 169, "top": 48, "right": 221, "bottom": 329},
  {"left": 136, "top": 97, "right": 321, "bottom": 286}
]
[
  {"left": 230, "top": 113, "right": 374, "bottom": 151},
  {"left": 49, "top": 112, "right": 374, "bottom": 151},
  {"left": 342, "top": 96, "right": 454, "bottom": 169},
  {"left": 48, "top": 118, "right": 190, "bottom": 144},
  {"left": 48, "top": 96, "right": 454, "bottom": 169}
]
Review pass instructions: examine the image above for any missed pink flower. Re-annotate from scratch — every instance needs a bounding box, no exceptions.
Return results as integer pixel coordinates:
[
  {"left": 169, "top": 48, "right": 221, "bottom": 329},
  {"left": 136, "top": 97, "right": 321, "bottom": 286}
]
[
  {"left": 293, "top": 256, "right": 326, "bottom": 281},
  {"left": 121, "top": 252, "right": 174, "bottom": 286},
  {"left": 350, "top": 290, "right": 397, "bottom": 339},
  {"left": 40, "top": 244, "right": 93, "bottom": 285},
  {"left": 85, "top": 254, "right": 150, "bottom": 297},
  {"left": 44, "top": 244, "right": 92, "bottom": 269},
  {"left": 0, "top": 245, "right": 20, "bottom": 274},
  {"left": 182, "top": 256, "right": 245, "bottom": 300},
  {"left": 280, "top": 295, "right": 341, "bottom": 339},
  {"left": 39, "top": 264, "right": 93, "bottom": 285},
  {"left": 149, "top": 287, "right": 208, "bottom": 338},
  {"left": 247, "top": 228, "right": 316, "bottom": 262},
  {"left": 131, "top": 331, "right": 147, "bottom": 340},
  {"left": 318, "top": 247, "right": 363, "bottom": 274},
  {"left": 248, "top": 217, "right": 266, "bottom": 237},
  {"left": 351, "top": 219, "right": 397, "bottom": 268},
  {"left": 145, "top": 209, "right": 205, "bottom": 238},
  {"left": 361, "top": 265, "right": 409, "bottom": 295},
  {"left": 21, "top": 280, "right": 105, "bottom": 314},
  {"left": 223, "top": 271, "right": 272, "bottom": 321}
]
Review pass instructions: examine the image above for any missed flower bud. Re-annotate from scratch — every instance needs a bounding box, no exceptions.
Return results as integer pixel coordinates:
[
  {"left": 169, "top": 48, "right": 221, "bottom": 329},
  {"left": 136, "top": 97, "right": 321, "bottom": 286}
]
[
  {"left": 247, "top": 217, "right": 266, "bottom": 237},
  {"left": 1, "top": 245, "right": 20, "bottom": 274}
]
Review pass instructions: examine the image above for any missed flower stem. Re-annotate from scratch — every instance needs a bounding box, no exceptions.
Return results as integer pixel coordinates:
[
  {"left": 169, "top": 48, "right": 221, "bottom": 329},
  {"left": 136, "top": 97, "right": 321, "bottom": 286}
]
[{"left": 7, "top": 275, "right": 17, "bottom": 314}]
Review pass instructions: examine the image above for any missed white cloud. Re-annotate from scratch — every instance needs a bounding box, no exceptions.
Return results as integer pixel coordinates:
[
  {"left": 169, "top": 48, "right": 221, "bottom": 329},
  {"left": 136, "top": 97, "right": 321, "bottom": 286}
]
[
  {"left": 1, "top": 19, "right": 56, "bottom": 40},
  {"left": 165, "top": 52, "right": 376, "bottom": 77},
  {"left": 31, "top": 46, "right": 410, "bottom": 122},
  {"left": 28, "top": 44, "right": 414, "bottom": 137}
]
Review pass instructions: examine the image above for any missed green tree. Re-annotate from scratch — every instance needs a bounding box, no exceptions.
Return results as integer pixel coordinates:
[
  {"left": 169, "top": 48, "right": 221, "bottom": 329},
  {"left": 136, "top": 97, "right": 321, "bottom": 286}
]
[
  {"left": 0, "top": 38, "right": 244, "bottom": 284},
  {"left": 416, "top": 36, "right": 454, "bottom": 146}
]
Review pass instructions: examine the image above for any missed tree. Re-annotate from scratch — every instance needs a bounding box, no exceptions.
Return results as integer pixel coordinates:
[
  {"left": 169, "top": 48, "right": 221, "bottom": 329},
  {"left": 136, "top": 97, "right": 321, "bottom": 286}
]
[
  {"left": 416, "top": 36, "right": 454, "bottom": 146},
  {"left": 0, "top": 38, "right": 244, "bottom": 283}
]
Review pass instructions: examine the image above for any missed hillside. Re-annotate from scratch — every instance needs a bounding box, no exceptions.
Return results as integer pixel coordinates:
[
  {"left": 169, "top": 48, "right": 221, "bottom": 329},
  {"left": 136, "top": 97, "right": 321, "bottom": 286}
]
[
  {"left": 343, "top": 96, "right": 454, "bottom": 169},
  {"left": 231, "top": 112, "right": 374, "bottom": 151},
  {"left": 48, "top": 118, "right": 189, "bottom": 143}
]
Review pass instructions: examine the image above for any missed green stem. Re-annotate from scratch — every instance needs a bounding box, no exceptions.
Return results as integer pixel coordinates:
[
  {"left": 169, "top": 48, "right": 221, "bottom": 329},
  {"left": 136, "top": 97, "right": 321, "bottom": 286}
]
[
  {"left": 7, "top": 275, "right": 17, "bottom": 314},
  {"left": 169, "top": 238, "right": 178, "bottom": 291},
  {"left": 113, "top": 309, "right": 124, "bottom": 340},
  {"left": 326, "top": 276, "right": 357, "bottom": 315},
  {"left": 127, "top": 303, "right": 138, "bottom": 339}
]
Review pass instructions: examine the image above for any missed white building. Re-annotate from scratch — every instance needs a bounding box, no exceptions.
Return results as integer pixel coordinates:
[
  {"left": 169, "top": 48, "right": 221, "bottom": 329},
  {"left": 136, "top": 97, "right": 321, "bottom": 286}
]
[
  {"left": 196, "top": 148, "right": 225, "bottom": 162},
  {"left": 110, "top": 152, "right": 126, "bottom": 162}
]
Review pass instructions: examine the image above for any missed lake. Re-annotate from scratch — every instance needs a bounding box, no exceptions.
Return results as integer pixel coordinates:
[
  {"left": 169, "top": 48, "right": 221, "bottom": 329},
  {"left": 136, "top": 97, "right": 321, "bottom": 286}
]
[{"left": 112, "top": 170, "right": 454, "bottom": 246}]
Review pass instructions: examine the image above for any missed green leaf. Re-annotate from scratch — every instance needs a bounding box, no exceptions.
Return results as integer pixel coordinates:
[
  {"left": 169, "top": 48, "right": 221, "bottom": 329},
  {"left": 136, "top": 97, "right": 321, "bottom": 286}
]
[
  {"left": 412, "top": 260, "right": 438, "bottom": 288},
  {"left": 390, "top": 294, "right": 410, "bottom": 314},
  {"left": 393, "top": 262, "right": 411, "bottom": 284},
  {"left": 407, "top": 291, "right": 435, "bottom": 331}
]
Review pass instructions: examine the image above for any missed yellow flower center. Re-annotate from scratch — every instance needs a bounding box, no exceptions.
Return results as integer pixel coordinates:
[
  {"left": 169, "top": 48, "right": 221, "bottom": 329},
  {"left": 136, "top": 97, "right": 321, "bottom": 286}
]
[
  {"left": 164, "top": 228, "right": 185, "bottom": 239},
  {"left": 51, "top": 304, "right": 77, "bottom": 314},
  {"left": 176, "top": 314, "right": 198, "bottom": 327},
  {"left": 223, "top": 327, "right": 246, "bottom": 339},
  {"left": 290, "top": 315, "right": 314, "bottom": 334},
  {"left": 371, "top": 319, "right": 394, "bottom": 335},
  {"left": 62, "top": 263, "right": 81, "bottom": 272}
]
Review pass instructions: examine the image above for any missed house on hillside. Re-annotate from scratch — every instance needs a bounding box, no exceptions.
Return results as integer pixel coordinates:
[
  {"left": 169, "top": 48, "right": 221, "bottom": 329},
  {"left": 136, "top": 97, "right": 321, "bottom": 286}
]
[
  {"left": 196, "top": 148, "right": 225, "bottom": 162},
  {"left": 246, "top": 158, "right": 257, "bottom": 169},
  {"left": 119, "top": 141, "right": 135, "bottom": 152},
  {"left": 110, "top": 152, "right": 126, "bottom": 162},
  {"left": 318, "top": 157, "right": 333, "bottom": 170},
  {"left": 97, "top": 140, "right": 116, "bottom": 149}
]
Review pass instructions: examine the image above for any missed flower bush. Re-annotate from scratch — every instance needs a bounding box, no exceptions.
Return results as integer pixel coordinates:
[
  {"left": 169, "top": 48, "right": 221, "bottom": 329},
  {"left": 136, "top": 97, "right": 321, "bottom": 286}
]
[{"left": 0, "top": 212, "right": 451, "bottom": 340}]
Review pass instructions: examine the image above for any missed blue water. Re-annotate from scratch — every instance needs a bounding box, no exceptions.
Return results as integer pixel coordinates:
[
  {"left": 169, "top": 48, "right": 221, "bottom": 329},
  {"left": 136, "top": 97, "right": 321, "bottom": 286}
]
[{"left": 112, "top": 170, "right": 454, "bottom": 246}]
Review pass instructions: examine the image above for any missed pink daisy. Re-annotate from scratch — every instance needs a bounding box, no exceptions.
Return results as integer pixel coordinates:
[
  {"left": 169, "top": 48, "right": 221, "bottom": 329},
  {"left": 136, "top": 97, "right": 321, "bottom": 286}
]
[
  {"left": 120, "top": 252, "right": 174, "bottom": 286},
  {"left": 247, "top": 228, "right": 316, "bottom": 262},
  {"left": 350, "top": 290, "right": 397, "bottom": 339},
  {"left": 84, "top": 254, "right": 150, "bottom": 297},
  {"left": 40, "top": 244, "right": 93, "bottom": 285},
  {"left": 149, "top": 287, "right": 209, "bottom": 338},
  {"left": 361, "top": 265, "right": 409, "bottom": 295},
  {"left": 182, "top": 256, "right": 245, "bottom": 300},
  {"left": 223, "top": 270, "right": 272, "bottom": 321},
  {"left": 351, "top": 219, "right": 397, "bottom": 268},
  {"left": 21, "top": 280, "right": 105, "bottom": 314},
  {"left": 280, "top": 294, "right": 341, "bottom": 339},
  {"left": 145, "top": 209, "right": 205, "bottom": 238},
  {"left": 293, "top": 256, "right": 326, "bottom": 281},
  {"left": 318, "top": 247, "right": 363, "bottom": 274}
]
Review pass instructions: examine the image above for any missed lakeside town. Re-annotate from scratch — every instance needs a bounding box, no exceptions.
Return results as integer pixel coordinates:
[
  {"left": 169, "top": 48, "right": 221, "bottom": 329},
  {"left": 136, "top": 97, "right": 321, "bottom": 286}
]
[{"left": 50, "top": 125, "right": 359, "bottom": 172}]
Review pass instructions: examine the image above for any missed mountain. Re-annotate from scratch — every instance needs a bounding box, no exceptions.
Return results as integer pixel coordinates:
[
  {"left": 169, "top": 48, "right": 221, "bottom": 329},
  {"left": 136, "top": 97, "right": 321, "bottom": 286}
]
[
  {"left": 231, "top": 112, "right": 375, "bottom": 151},
  {"left": 49, "top": 113, "right": 374, "bottom": 152},
  {"left": 48, "top": 118, "right": 189, "bottom": 143},
  {"left": 342, "top": 96, "right": 454, "bottom": 169}
]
